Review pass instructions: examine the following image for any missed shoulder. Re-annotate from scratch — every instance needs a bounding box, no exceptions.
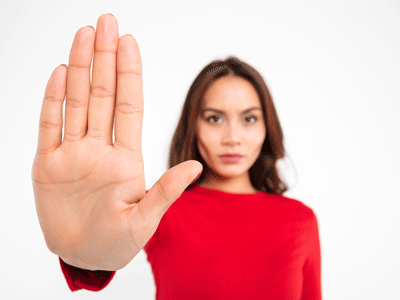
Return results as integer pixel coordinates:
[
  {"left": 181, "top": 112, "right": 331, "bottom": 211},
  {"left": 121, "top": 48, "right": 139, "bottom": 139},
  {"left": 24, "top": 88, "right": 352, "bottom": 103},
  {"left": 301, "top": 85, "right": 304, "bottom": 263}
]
[{"left": 270, "top": 193, "right": 318, "bottom": 223}]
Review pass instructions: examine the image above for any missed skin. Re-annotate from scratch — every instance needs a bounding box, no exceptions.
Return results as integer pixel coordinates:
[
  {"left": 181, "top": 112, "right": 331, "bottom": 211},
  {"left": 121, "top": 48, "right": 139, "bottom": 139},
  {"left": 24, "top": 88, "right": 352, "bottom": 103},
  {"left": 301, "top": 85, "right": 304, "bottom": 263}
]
[
  {"left": 32, "top": 14, "right": 203, "bottom": 271},
  {"left": 196, "top": 76, "right": 266, "bottom": 194}
]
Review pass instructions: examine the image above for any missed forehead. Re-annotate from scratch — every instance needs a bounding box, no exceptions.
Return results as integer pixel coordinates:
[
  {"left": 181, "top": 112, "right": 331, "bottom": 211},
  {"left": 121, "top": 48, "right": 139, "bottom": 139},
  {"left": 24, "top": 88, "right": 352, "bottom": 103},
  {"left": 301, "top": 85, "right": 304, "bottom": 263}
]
[{"left": 202, "top": 76, "right": 261, "bottom": 109}]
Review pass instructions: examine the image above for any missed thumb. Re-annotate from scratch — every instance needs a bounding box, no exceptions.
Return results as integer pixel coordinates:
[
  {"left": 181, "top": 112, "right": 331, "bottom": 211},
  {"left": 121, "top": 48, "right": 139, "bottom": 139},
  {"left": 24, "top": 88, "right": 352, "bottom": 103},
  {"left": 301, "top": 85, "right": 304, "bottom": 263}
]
[{"left": 138, "top": 160, "right": 203, "bottom": 222}]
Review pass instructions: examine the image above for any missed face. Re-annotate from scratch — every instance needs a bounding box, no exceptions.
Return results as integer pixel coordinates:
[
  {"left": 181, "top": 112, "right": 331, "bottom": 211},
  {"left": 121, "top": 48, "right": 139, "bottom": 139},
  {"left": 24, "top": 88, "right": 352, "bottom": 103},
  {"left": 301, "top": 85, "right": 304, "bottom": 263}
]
[{"left": 196, "top": 76, "right": 266, "bottom": 180}]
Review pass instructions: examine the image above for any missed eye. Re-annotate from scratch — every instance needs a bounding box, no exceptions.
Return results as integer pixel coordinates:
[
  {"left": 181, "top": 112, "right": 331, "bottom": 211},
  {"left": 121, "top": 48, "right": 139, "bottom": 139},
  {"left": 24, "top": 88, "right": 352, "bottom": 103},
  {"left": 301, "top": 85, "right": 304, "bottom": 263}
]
[
  {"left": 245, "top": 115, "right": 258, "bottom": 123},
  {"left": 206, "top": 115, "right": 222, "bottom": 124}
]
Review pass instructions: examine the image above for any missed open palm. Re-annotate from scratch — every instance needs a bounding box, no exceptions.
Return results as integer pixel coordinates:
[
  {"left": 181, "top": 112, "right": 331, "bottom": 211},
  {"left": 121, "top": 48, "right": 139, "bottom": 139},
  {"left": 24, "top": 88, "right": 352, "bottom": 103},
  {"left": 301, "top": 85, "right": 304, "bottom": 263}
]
[{"left": 31, "top": 14, "right": 202, "bottom": 271}]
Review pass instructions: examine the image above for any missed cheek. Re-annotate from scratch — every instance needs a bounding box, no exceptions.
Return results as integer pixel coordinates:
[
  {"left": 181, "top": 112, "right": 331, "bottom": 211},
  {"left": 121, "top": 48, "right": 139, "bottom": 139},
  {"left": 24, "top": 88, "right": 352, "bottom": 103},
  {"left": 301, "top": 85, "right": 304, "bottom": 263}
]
[
  {"left": 197, "top": 126, "right": 219, "bottom": 154},
  {"left": 245, "top": 127, "right": 266, "bottom": 150}
]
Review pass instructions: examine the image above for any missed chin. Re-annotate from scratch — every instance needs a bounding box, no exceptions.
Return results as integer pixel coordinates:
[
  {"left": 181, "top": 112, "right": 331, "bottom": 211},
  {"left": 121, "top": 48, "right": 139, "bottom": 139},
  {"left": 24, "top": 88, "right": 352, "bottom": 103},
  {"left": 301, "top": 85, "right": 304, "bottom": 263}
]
[{"left": 210, "top": 166, "right": 248, "bottom": 179}]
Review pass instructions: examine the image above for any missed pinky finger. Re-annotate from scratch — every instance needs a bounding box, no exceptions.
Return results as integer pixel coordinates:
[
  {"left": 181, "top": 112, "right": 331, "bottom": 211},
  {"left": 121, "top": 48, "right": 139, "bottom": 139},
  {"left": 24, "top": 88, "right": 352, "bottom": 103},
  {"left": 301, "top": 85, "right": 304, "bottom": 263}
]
[{"left": 36, "top": 65, "right": 67, "bottom": 155}]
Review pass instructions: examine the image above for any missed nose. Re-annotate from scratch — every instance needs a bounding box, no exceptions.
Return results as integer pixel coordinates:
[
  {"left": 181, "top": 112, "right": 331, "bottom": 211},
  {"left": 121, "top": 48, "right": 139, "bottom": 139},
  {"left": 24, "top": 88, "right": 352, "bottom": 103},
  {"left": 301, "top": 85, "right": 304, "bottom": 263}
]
[{"left": 222, "top": 122, "right": 241, "bottom": 145}]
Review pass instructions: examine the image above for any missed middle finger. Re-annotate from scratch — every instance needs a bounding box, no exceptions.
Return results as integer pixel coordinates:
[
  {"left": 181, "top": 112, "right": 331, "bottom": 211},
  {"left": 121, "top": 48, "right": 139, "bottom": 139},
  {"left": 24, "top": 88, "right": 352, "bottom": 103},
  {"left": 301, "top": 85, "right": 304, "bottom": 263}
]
[{"left": 87, "top": 14, "right": 119, "bottom": 145}]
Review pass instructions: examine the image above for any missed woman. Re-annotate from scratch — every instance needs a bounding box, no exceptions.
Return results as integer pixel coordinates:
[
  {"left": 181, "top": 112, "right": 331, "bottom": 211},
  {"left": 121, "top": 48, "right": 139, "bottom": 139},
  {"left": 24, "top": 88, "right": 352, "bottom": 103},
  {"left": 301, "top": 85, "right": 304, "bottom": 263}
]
[{"left": 32, "top": 14, "right": 321, "bottom": 299}]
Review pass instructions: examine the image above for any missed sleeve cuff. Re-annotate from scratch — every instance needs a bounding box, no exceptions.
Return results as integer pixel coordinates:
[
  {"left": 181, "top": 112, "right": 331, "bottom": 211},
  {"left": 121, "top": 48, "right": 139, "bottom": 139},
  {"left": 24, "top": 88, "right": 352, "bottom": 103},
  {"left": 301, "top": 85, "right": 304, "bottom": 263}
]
[{"left": 59, "top": 257, "right": 116, "bottom": 292}]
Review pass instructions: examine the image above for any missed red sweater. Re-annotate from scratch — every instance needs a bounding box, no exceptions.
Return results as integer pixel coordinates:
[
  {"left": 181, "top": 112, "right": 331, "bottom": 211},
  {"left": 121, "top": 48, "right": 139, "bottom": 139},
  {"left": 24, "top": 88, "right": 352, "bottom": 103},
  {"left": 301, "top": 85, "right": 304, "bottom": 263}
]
[{"left": 59, "top": 185, "right": 322, "bottom": 299}]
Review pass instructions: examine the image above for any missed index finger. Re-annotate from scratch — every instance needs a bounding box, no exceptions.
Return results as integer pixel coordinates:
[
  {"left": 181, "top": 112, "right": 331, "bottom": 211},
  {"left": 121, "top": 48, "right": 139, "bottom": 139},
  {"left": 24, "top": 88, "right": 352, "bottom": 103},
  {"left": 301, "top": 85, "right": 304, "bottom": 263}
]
[{"left": 114, "top": 35, "right": 143, "bottom": 153}]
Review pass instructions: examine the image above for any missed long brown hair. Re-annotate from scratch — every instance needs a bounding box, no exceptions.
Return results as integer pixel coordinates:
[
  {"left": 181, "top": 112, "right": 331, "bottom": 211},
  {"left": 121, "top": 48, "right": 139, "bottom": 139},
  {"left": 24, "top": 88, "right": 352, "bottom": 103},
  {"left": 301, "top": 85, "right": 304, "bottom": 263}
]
[{"left": 168, "top": 56, "right": 293, "bottom": 194}]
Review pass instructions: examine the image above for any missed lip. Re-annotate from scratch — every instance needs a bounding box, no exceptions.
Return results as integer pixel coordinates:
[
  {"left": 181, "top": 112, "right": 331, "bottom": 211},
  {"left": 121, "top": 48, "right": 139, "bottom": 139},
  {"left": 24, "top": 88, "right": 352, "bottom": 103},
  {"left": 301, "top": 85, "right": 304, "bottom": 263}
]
[{"left": 220, "top": 154, "right": 243, "bottom": 163}]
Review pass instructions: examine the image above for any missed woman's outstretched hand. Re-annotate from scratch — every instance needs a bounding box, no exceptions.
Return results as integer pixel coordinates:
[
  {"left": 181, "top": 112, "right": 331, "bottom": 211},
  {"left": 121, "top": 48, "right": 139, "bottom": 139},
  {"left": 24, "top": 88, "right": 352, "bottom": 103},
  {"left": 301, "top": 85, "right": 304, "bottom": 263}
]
[{"left": 31, "top": 14, "right": 202, "bottom": 271}]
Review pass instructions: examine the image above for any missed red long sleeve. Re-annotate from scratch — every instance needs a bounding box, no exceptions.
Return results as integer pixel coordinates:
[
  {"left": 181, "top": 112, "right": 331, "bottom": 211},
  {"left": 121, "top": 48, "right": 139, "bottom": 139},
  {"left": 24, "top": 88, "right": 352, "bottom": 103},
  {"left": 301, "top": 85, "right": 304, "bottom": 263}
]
[
  {"left": 301, "top": 212, "right": 322, "bottom": 299},
  {"left": 59, "top": 257, "right": 116, "bottom": 292}
]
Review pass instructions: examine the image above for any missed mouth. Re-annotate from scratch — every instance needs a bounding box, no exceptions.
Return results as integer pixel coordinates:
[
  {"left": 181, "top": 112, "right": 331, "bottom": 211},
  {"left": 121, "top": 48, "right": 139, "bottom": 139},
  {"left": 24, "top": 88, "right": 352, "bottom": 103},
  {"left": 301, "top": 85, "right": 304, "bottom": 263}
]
[{"left": 219, "top": 154, "right": 243, "bottom": 163}]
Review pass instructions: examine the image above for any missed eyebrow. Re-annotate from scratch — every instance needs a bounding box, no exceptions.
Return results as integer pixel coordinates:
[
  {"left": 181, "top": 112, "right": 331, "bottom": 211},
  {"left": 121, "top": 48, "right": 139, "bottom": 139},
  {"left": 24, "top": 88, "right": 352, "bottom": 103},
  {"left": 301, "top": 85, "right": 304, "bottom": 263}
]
[{"left": 201, "top": 107, "right": 262, "bottom": 115}]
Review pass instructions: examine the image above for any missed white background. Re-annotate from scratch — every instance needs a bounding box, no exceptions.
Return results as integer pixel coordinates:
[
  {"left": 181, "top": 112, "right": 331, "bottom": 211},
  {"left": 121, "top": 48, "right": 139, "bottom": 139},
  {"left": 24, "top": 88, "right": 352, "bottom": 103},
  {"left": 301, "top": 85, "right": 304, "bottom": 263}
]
[{"left": 0, "top": 0, "right": 399, "bottom": 299}]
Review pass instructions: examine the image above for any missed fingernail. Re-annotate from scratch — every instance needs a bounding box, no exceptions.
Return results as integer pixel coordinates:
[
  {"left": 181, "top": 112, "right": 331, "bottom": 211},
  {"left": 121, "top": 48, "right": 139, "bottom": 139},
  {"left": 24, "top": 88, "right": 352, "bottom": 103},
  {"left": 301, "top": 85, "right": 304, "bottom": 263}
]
[
  {"left": 86, "top": 25, "right": 94, "bottom": 30},
  {"left": 107, "top": 13, "right": 114, "bottom": 17},
  {"left": 59, "top": 64, "right": 67, "bottom": 67},
  {"left": 190, "top": 172, "right": 202, "bottom": 185}
]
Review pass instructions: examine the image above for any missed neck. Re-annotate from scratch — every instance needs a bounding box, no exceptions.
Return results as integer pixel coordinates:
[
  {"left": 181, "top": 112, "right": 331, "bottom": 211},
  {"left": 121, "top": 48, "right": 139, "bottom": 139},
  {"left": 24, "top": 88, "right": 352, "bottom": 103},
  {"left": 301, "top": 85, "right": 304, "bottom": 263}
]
[{"left": 198, "top": 168, "right": 258, "bottom": 194}]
